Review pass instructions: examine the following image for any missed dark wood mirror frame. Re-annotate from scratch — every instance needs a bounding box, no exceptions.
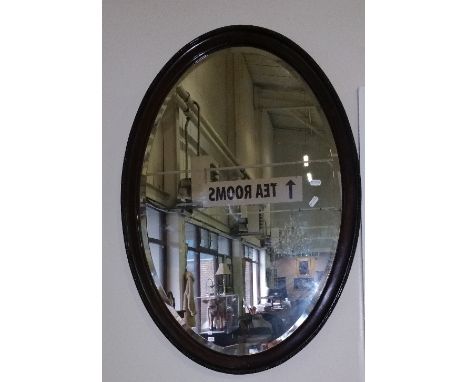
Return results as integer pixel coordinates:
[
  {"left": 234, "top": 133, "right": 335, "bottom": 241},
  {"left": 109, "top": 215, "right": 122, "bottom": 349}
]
[{"left": 121, "top": 25, "right": 361, "bottom": 374}]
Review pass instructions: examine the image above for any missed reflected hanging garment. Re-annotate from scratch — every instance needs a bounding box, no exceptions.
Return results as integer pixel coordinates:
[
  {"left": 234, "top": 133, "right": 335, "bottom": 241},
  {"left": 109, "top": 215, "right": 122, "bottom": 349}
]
[{"left": 182, "top": 271, "right": 196, "bottom": 327}]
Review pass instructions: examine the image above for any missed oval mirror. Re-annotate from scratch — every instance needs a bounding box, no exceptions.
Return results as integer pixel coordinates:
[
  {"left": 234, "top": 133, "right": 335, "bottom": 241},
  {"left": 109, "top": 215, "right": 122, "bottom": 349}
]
[{"left": 121, "top": 26, "right": 360, "bottom": 374}]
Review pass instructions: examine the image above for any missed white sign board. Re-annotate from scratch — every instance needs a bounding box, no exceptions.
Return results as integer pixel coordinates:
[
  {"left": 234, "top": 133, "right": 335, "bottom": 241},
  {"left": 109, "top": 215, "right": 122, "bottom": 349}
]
[{"left": 193, "top": 176, "right": 303, "bottom": 207}]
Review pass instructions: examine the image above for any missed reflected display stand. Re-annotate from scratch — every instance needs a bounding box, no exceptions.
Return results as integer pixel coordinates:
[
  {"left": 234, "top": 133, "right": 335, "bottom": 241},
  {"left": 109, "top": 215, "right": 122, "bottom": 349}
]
[{"left": 196, "top": 294, "right": 239, "bottom": 346}]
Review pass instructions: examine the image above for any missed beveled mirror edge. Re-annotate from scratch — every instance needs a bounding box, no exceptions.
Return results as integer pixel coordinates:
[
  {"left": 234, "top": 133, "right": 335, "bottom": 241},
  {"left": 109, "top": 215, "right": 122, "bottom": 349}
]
[{"left": 121, "top": 25, "right": 361, "bottom": 374}]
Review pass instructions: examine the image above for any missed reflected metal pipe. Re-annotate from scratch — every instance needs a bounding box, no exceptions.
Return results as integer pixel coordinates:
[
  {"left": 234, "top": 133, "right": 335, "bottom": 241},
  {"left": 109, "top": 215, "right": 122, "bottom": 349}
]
[
  {"left": 184, "top": 117, "right": 190, "bottom": 177},
  {"left": 147, "top": 158, "right": 333, "bottom": 176},
  {"left": 174, "top": 86, "right": 238, "bottom": 166},
  {"left": 193, "top": 100, "right": 200, "bottom": 156}
]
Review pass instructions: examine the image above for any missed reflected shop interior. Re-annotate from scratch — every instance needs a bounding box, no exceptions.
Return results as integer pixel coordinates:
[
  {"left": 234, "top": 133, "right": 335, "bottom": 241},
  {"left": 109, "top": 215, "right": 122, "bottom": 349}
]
[{"left": 140, "top": 47, "right": 342, "bottom": 355}]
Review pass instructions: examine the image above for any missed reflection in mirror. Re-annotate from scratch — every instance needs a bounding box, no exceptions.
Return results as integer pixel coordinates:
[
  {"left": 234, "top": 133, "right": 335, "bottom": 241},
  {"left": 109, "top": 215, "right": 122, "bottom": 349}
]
[{"left": 140, "top": 47, "right": 341, "bottom": 355}]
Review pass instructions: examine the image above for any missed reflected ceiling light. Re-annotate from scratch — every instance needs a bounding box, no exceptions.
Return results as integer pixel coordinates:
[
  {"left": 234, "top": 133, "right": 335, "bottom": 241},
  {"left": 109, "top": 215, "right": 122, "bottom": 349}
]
[
  {"left": 309, "top": 179, "right": 321, "bottom": 186},
  {"left": 303, "top": 154, "right": 309, "bottom": 167},
  {"left": 306, "top": 172, "right": 322, "bottom": 186},
  {"left": 309, "top": 196, "right": 319, "bottom": 208}
]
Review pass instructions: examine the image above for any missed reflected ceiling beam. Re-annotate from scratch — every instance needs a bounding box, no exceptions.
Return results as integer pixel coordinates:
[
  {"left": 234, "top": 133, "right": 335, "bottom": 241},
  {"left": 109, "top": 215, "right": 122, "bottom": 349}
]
[
  {"left": 272, "top": 125, "right": 308, "bottom": 132},
  {"left": 188, "top": 205, "right": 341, "bottom": 218},
  {"left": 287, "top": 110, "right": 326, "bottom": 140},
  {"left": 253, "top": 83, "right": 304, "bottom": 93},
  {"left": 264, "top": 105, "right": 315, "bottom": 111},
  {"left": 248, "top": 63, "right": 284, "bottom": 69},
  {"left": 271, "top": 121, "right": 329, "bottom": 146},
  {"left": 264, "top": 207, "right": 341, "bottom": 214},
  {"left": 310, "top": 237, "right": 338, "bottom": 241},
  {"left": 147, "top": 158, "right": 333, "bottom": 176},
  {"left": 255, "top": 84, "right": 319, "bottom": 99},
  {"left": 254, "top": 86, "right": 316, "bottom": 110},
  {"left": 302, "top": 225, "right": 338, "bottom": 229}
]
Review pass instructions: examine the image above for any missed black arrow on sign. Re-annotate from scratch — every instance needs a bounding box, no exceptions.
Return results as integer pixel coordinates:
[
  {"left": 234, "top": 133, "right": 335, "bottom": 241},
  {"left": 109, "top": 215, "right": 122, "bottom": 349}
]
[{"left": 286, "top": 179, "right": 296, "bottom": 199}]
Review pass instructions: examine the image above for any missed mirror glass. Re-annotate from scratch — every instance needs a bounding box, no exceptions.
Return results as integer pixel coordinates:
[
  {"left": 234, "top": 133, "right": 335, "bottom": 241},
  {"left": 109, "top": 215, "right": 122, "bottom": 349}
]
[{"left": 139, "top": 47, "right": 341, "bottom": 355}]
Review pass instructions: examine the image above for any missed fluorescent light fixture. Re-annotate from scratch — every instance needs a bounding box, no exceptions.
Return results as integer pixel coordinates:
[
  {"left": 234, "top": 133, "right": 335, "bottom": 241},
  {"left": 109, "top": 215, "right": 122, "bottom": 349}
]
[
  {"left": 309, "top": 179, "right": 321, "bottom": 186},
  {"left": 306, "top": 172, "right": 322, "bottom": 186},
  {"left": 303, "top": 154, "right": 309, "bottom": 167},
  {"left": 309, "top": 196, "right": 319, "bottom": 207}
]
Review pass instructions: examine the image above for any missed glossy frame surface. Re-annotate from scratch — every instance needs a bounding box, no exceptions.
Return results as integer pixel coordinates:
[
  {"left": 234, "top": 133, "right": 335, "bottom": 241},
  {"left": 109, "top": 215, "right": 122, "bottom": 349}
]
[{"left": 121, "top": 25, "right": 361, "bottom": 374}]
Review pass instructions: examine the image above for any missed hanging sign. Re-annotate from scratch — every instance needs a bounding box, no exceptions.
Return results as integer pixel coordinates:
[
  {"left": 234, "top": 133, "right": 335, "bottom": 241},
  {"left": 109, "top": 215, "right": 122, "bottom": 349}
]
[{"left": 193, "top": 176, "right": 303, "bottom": 207}]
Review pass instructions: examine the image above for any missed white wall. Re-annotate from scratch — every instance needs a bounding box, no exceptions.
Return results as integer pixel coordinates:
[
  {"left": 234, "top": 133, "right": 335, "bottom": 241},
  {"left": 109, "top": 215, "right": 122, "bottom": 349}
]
[{"left": 103, "top": 0, "right": 364, "bottom": 381}]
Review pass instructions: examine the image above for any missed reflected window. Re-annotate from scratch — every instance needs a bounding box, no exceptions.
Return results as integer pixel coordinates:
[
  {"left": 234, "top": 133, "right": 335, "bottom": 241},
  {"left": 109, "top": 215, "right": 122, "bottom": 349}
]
[
  {"left": 200, "top": 228, "right": 209, "bottom": 249},
  {"left": 185, "top": 223, "right": 234, "bottom": 329},
  {"left": 243, "top": 245, "right": 260, "bottom": 308},
  {"left": 146, "top": 205, "right": 166, "bottom": 287},
  {"left": 210, "top": 232, "right": 218, "bottom": 251},
  {"left": 218, "top": 236, "right": 230, "bottom": 255},
  {"left": 185, "top": 223, "right": 197, "bottom": 248}
]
